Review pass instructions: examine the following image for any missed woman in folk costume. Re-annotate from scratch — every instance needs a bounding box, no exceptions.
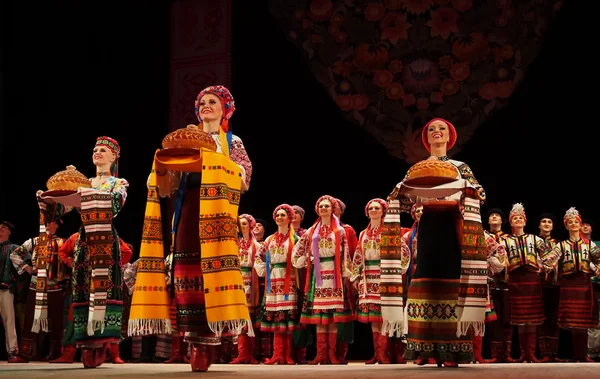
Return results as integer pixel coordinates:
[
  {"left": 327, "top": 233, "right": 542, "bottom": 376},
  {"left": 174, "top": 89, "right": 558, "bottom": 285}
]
[
  {"left": 350, "top": 198, "right": 391, "bottom": 364},
  {"left": 387, "top": 204, "right": 422, "bottom": 365},
  {"left": 501, "top": 203, "right": 551, "bottom": 363},
  {"left": 380, "top": 118, "right": 488, "bottom": 368},
  {"left": 229, "top": 213, "right": 261, "bottom": 364},
  {"left": 254, "top": 204, "right": 300, "bottom": 365},
  {"left": 292, "top": 195, "right": 353, "bottom": 365},
  {"left": 9, "top": 202, "right": 67, "bottom": 362},
  {"left": 541, "top": 207, "right": 600, "bottom": 362},
  {"left": 49, "top": 137, "right": 129, "bottom": 368},
  {"left": 332, "top": 198, "right": 357, "bottom": 364},
  {"left": 131, "top": 85, "right": 253, "bottom": 373}
]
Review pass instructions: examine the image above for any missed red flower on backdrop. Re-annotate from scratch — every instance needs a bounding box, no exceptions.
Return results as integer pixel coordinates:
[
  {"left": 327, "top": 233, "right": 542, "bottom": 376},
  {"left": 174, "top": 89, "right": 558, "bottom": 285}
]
[{"left": 270, "top": 0, "right": 561, "bottom": 162}]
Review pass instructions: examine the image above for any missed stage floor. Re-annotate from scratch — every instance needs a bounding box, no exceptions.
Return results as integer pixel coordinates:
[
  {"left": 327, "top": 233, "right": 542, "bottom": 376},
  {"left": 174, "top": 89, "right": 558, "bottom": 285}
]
[{"left": 1, "top": 362, "right": 599, "bottom": 379}]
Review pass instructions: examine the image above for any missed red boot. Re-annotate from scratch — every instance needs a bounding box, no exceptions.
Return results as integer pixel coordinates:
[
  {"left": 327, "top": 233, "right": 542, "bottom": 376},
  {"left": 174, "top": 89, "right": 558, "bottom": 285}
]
[
  {"left": 94, "top": 344, "right": 107, "bottom": 367},
  {"left": 295, "top": 347, "right": 307, "bottom": 364},
  {"left": 393, "top": 340, "right": 407, "bottom": 364},
  {"left": 264, "top": 332, "right": 285, "bottom": 365},
  {"left": 284, "top": 333, "right": 295, "bottom": 365},
  {"left": 190, "top": 344, "right": 212, "bottom": 372},
  {"left": 375, "top": 333, "right": 390, "bottom": 364},
  {"left": 109, "top": 343, "right": 124, "bottom": 364},
  {"left": 81, "top": 348, "right": 97, "bottom": 369},
  {"left": 50, "top": 345, "right": 76, "bottom": 363},
  {"left": 365, "top": 331, "right": 379, "bottom": 364},
  {"left": 337, "top": 341, "right": 349, "bottom": 364},
  {"left": 327, "top": 332, "right": 341, "bottom": 364},
  {"left": 165, "top": 334, "right": 184, "bottom": 363},
  {"left": 309, "top": 332, "right": 328, "bottom": 365},
  {"left": 230, "top": 334, "right": 253, "bottom": 364},
  {"left": 472, "top": 335, "right": 487, "bottom": 363},
  {"left": 526, "top": 331, "right": 541, "bottom": 363}
]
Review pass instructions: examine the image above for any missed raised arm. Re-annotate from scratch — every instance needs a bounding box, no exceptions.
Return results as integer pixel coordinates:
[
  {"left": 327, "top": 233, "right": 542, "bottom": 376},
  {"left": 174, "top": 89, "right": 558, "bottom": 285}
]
[
  {"left": 292, "top": 230, "right": 311, "bottom": 269},
  {"left": 230, "top": 135, "right": 252, "bottom": 193},
  {"left": 254, "top": 240, "right": 267, "bottom": 278}
]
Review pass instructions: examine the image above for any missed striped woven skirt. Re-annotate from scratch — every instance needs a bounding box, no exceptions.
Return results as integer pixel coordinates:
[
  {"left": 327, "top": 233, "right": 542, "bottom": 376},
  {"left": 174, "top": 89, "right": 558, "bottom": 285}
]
[
  {"left": 404, "top": 206, "right": 472, "bottom": 363},
  {"left": 173, "top": 185, "right": 220, "bottom": 345},
  {"left": 558, "top": 272, "right": 598, "bottom": 329},
  {"left": 508, "top": 266, "right": 544, "bottom": 325}
]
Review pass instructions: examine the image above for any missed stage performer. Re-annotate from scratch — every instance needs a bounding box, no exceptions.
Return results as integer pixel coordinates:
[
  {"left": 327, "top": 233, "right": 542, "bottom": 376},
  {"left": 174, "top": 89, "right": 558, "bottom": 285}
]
[
  {"left": 388, "top": 205, "right": 423, "bottom": 365},
  {"left": 502, "top": 203, "right": 551, "bottom": 363},
  {"left": 133, "top": 85, "right": 253, "bottom": 373},
  {"left": 350, "top": 198, "right": 390, "bottom": 365},
  {"left": 381, "top": 118, "right": 488, "bottom": 368},
  {"left": 333, "top": 198, "right": 357, "bottom": 364},
  {"left": 487, "top": 209, "right": 508, "bottom": 241},
  {"left": 10, "top": 202, "right": 67, "bottom": 362},
  {"left": 536, "top": 213, "right": 562, "bottom": 362},
  {"left": 229, "top": 214, "right": 261, "bottom": 364},
  {"left": 475, "top": 230, "right": 508, "bottom": 364},
  {"left": 0, "top": 220, "right": 28, "bottom": 363},
  {"left": 41, "top": 137, "right": 129, "bottom": 369},
  {"left": 254, "top": 204, "right": 301, "bottom": 365},
  {"left": 542, "top": 207, "right": 600, "bottom": 362},
  {"left": 290, "top": 205, "right": 310, "bottom": 364},
  {"left": 292, "top": 195, "right": 353, "bottom": 365}
]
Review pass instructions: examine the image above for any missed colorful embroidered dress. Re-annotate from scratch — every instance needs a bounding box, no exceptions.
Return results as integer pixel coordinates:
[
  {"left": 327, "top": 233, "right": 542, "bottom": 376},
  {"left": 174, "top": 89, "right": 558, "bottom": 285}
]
[
  {"left": 351, "top": 226, "right": 384, "bottom": 323},
  {"left": 238, "top": 236, "right": 262, "bottom": 327},
  {"left": 292, "top": 222, "right": 353, "bottom": 324},
  {"left": 71, "top": 176, "right": 128, "bottom": 347},
  {"left": 255, "top": 231, "right": 299, "bottom": 332}
]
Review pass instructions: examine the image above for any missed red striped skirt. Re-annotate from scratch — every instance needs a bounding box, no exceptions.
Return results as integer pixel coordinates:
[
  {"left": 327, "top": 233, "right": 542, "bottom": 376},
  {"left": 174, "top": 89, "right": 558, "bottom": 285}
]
[
  {"left": 558, "top": 272, "right": 599, "bottom": 329},
  {"left": 508, "top": 266, "right": 544, "bottom": 325}
]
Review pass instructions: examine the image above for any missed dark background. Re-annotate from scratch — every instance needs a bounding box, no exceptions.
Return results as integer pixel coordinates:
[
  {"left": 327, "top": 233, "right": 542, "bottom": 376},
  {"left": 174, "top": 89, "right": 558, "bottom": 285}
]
[{"left": 0, "top": 0, "right": 595, "bottom": 360}]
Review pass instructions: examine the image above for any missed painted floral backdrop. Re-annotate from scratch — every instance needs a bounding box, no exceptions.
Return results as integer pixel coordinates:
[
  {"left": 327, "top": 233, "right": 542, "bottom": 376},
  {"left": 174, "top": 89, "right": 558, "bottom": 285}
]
[{"left": 270, "top": 0, "right": 562, "bottom": 163}]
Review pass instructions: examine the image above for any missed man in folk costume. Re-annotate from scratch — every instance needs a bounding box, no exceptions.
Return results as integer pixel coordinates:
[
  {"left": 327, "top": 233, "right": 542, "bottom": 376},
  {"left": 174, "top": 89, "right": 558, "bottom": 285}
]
[
  {"left": 476, "top": 230, "right": 508, "bottom": 364},
  {"left": 581, "top": 220, "right": 600, "bottom": 360},
  {"left": 380, "top": 118, "right": 488, "bottom": 368},
  {"left": 487, "top": 208, "right": 508, "bottom": 242},
  {"left": 350, "top": 198, "right": 392, "bottom": 365},
  {"left": 291, "top": 206, "right": 307, "bottom": 238},
  {"left": 292, "top": 195, "right": 353, "bottom": 365},
  {"left": 536, "top": 213, "right": 562, "bottom": 362},
  {"left": 333, "top": 198, "right": 357, "bottom": 364},
  {"left": 542, "top": 208, "right": 600, "bottom": 362},
  {"left": 387, "top": 204, "right": 422, "bottom": 364},
  {"left": 290, "top": 205, "right": 311, "bottom": 364},
  {"left": 482, "top": 207, "right": 513, "bottom": 362},
  {"left": 254, "top": 204, "right": 301, "bottom": 365},
  {"left": 130, "top": 85, "right": 253, "bottom": 372},
  {"left": 10, "top": 200, "right": 67, "bottom": 362},
  {"left": 502, "top": 203, "right": 552, "bottom": 363},
  {"left": 0, "top": 221, "right": 28, "bottom": 363},
  {"left": 229, "top": 214, "right": 261, "bottom": 364}
]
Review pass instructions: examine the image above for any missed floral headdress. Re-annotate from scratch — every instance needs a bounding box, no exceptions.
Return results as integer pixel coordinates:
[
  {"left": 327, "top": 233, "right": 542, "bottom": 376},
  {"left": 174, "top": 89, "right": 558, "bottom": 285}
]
[
  {"left": 509, "top": 203, "right": 526, "bottom": 222},
  {"left": 314, "top": 195, "right": 339, "bottom": 216},
  {"left": 194, "top": 85, "right": 236, "bottom": 158},
  {"left": 272, "top": 204, "right": 295, "bottom": 225},
  {"left": 239, "top": 213, "right": 256, "bottom": 231},
  {"left": 365, "top": 198, "right": 388, "bottom": 218},
  {"left": 563, "top": 207, "right": 582, "bottom": 226}
]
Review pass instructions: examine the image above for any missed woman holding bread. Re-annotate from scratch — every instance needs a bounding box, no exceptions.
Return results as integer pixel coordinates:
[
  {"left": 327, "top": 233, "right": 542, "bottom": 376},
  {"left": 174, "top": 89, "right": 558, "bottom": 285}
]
[{"left": 380, "top": 118, "right": 487, "bottom": 368}]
